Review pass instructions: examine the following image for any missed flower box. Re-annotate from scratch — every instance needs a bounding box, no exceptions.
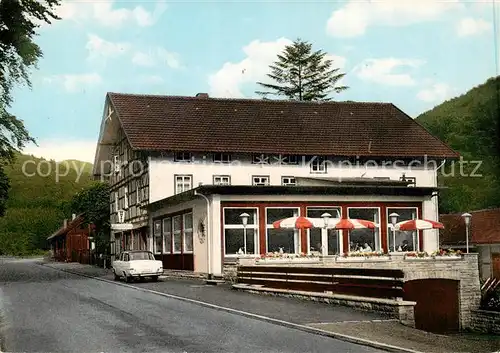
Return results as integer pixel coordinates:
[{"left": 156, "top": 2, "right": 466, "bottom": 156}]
[
  {"left": 337, "top": 256, "right": 391, "bottom": 262},
  {"left": 405, "top": 255, "right": 463, "bottom": 261},
  {"left": 255, "top": 257, "right": 320, "bottom": 264}
]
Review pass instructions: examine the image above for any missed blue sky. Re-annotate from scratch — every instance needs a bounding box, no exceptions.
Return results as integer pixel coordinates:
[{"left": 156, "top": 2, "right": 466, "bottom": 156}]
[{"left": 12, "top": 0, "right": 500, "bottom": 163}]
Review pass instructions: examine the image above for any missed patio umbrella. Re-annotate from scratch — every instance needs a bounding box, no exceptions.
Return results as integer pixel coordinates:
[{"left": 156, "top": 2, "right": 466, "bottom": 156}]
[
  {"left": 393, "top": 219, "right": 444, "bottom": 252},
  {"left": 272, "top": 216, "right": 322, "bottom": 229},
  {"left": 326, "top": 218, "right": 376, "bottom": 229},
  {"left": 394, "top": 219, "right": 444, "bottom": 231}
]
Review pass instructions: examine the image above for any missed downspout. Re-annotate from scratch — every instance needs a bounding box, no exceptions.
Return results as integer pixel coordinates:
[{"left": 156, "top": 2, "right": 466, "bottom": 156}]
[{"left": 194, "top": 190, "right": 212, "bottom": 279}]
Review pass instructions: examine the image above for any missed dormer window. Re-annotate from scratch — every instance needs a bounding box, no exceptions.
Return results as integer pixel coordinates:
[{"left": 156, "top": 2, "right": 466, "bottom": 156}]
[
  {"left": 174, "top": 152, "right": 192, "bottom": 162},
  {"left": 213, "top": 153, "right": 231, "bottom": 163}
]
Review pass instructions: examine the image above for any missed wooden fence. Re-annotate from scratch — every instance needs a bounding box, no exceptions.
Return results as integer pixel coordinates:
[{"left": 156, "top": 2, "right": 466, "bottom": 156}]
[{"left": 237, "top": 266, "right": 405, "bottom": 300}]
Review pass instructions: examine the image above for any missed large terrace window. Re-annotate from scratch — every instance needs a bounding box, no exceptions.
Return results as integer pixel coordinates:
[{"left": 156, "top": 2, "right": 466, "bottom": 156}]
[
  {"left": 307, "top": 207, "right": 341, "bottom": 255},
  {"left": 387, "top": 207, "right": 418, "bottom": 252},
  {"left": 153, "top": 219, "right": 162, "bottom": 254},
  {"left": 347, "top": 207, "right": 381, "bottom": 252},
  {"left": 223, "top": 208, "right": 258, "bottom": 256},
  {"left": 266, "top": 208, "right": 300, "bottom": 253}
]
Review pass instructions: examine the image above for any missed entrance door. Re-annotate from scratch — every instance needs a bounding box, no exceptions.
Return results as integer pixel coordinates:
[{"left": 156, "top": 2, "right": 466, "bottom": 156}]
[
  {"left": 492, "top": 253, "right": 500, "bottom": 279},
  {"left": 403, "top": 279, "right": 460, "bottom": 333}
]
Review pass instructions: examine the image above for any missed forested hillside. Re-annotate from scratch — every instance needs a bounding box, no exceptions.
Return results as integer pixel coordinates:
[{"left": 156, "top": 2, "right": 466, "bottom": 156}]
[
  {"left": 416, "top": 76, "right": 500, "bottom": 213},
  {"left": 0, "top": 154, "right": 93, "bottom": 255}
]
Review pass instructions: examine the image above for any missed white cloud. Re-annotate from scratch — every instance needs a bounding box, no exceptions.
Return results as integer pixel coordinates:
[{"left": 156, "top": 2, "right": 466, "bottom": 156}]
[
  {"left": 417, "top": 83, "right": 456, "bottom": 102},
  {"left": 208, "top": 38, "right": 347, "bottom": 98},
  {"left": 132, "top": 48, "right": 181, "bottom": 69},
  {"left": 326, "top": 0, "right": 464, "bottom": 37},
  {"left": 23, "top": 140, "right": 96, "bottom": 163},
  {"left": 456, "top": 17, "right": 492, "bottom": 36},
  {"left": 354, "top": 58, "right": 425, "bottom": 86},
  {"left": 86, "top": 34, "right": 131, "bottom": 61},
  {"left": 44, "top": 73, "right": 102, "bottom": 92},
  {"left": 54, "top": 0, "right": 167, "bottom": 28}
]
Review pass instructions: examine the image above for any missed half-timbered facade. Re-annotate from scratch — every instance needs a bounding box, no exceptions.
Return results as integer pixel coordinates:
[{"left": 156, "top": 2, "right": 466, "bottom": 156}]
[{"left": 93, "top": 92, "right": 459, "bottom": 272}]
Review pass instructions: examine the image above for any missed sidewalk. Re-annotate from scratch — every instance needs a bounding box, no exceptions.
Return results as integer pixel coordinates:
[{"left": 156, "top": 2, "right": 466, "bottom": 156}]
[{"left": 41, "top": 261, "right": 500, "bottom": 353}]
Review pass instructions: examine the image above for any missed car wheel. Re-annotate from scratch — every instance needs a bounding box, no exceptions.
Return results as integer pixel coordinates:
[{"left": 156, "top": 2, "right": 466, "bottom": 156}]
[
  {"left": 113, "top": 269, "right": 120, "bottom": 281},
  {"left": 151, "top": 276, "right": 159, "bottom": 282}
]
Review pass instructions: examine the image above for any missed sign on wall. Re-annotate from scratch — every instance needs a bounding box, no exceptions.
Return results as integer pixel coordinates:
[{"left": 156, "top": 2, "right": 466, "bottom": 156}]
[{"left": 117, "top": 209, "right": 125, "bottom": 223}]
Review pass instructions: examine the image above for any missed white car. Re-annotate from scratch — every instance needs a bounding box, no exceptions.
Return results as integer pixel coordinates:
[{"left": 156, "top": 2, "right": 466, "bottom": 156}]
[{"left": 112, "top": 250, "right": 163, "bottom": 282}]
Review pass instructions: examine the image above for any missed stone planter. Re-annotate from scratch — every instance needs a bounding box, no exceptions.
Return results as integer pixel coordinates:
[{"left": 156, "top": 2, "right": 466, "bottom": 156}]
[
  {"left": 337, "top": 256, "right": 391, "bottom": 262},
  {"left": 336, "top": 257, "right": 368, "bottom": 262},
  {"left": 405, "top": 255, "right": 462, "bottom": 261},
  {"left": 255, "top": 257, "right": 320, "bottom": 265}
]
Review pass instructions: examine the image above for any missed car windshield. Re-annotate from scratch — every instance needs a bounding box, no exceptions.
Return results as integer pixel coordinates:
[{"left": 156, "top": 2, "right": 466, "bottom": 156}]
[{"left": 128, "top": 251, "right": 155, "bottom": 261}]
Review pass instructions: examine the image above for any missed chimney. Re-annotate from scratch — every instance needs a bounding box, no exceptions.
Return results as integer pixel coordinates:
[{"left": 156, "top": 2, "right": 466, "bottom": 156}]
[
  {"left": 72, "top": 213, "right": 76, "bottom": 220},
  {"left": 63, "top": 219, "right": 68, "bottom": 228},
  {"left": 195, "top": 93, "right": 209, "bottom": 99}
]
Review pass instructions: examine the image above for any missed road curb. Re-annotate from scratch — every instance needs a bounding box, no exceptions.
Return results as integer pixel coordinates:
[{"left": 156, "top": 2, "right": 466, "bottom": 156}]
[{"left": 40, "top": 263, "right": 423, "bottom": 353}]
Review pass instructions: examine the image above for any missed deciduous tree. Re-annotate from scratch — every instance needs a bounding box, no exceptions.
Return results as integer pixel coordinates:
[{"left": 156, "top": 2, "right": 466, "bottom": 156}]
[
  {"left": 70, "top": 182, "right": 111, "bottom": 254},
  {"left": 256, "top": 38, "right": 348, "bottom": 101},
  {"left": 0, "top": 0, "right": 61, "bottom": 215}
]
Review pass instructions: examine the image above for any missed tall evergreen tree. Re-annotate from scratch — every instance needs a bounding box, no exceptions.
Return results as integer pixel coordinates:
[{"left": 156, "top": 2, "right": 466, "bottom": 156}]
[
  {"left": 0, "top": 0, "right": 60, "bottom": 216},
  {"left": 256, "top": 38, "right": 348, "bottom": 101}
]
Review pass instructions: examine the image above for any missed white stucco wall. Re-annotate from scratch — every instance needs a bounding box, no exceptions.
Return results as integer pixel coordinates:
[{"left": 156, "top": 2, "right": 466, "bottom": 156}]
[{"left": 148, "top": 153, "right": 438, "bottom": 203}]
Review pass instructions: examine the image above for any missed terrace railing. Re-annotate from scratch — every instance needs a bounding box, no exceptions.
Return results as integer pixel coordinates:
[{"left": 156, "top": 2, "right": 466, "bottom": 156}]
[{"left": 237, "top": 266, "right": 405, "bottom": 300}]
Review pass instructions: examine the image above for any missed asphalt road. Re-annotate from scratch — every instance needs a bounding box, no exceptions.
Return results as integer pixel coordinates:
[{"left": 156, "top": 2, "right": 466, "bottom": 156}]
[{"left": 0, "top": 258, "right": 385, "bottom": 353}]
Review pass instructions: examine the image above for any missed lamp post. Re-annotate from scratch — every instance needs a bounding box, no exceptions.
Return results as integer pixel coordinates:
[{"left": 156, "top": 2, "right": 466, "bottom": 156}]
[
  {"left": 462, "top": 212, "right": 472, "bottom": 253},
  {"left": 389, "top": 213, "right": 399, "bottom": 252},
  {"left": 321, "top": 213, "right": 331, "bottom": 256},
  {"left": 240, "top": 213, "right": 250, "bottom": 255}
]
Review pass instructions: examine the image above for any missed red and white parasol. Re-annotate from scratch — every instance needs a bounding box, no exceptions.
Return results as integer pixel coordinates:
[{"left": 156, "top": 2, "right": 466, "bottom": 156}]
[
  {"left": 326, "top": 218, "right": 376, "bottom": 230},
  {"left": 272, "top": 216, "right": 322, "bottom": 229},
  {"left": 394, "top": 219, "right": 444, "bottom": 231}
]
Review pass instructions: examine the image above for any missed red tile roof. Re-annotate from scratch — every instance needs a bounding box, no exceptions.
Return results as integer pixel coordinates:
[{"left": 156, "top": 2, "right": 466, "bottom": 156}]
[
  {"left": 107, "top": 93, "right": 459, "bottom": 158},
  {"left": 440, "top": 208, "right": 500, "bottom": 245},
  {"left": 47, "top": 215, "right": 86, "bottom": 240}
]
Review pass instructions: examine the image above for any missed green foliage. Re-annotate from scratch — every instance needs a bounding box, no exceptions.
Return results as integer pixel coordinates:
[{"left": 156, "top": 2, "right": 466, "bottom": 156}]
[
  {"left": 0, "top": 153, "right": 92, "bottom": 254},
  {"left": 0, "top": 0, "right": 61, "bottom": 219},
  {"left": 70, "top": 181, "right": 111, "bottom": 255},
  {"left": 256, "top": 38, "right": 348, "bottom": 101},
  {"left": 0, "top": 0, "right": 60, "bottom": 106},
  {"left": 0, "top": 164, "right": 9, "bottom": 217},
  {"left": 416, "top": 76, "right": 500, "bottom": 213}
]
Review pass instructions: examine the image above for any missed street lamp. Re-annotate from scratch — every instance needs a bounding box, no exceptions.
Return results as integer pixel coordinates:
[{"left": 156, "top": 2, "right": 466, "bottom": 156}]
[
  {"left": 320, "top": 213, "right": 332, "bottom": 256},
  {"left": 321, "top": 213, "right": 332, "bottom": 228},
  {"left": 462, "top": 212, "right": 472, "bottom": 253},
  {"left": 240, "top": 213, "right": 250, "bottom": 255},
  {"left": 389, "top": 213, "right": 399, "bottom": 252}
]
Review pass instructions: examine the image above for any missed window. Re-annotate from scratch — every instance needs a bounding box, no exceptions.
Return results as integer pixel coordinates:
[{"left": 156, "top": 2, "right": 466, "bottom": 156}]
[
  {"left": 114, "top": 192, "right": 118, "bottom": 211},
  {"left": 183, "top": 213, "right": 193, "bottom": 252},
  {"left": 310, "top": 156, "right": 327, "bottom": 173},
  {"left": 213, "top": 153, "right": 231, "bottom": 163},
  {"left": 153, "top": 220, "right": 162, "bottom": 254},
  {"left": 387, "top": 207, "right": 418, "bottom": 252},
  {"left": 173, "top": 215, "right": 182, "bottom": 253},
  {"left": 266, "top": 208, "right": 300, "bottom": 254},
  {"left": 175, "top": 175, "right": 192, "bottom": 194},
  {"left": 174, "top": 152, "right": 192, "bottom": 162},
  {"left": 252, "top": 176, "right": 269, "bottom": 186},
  {"left": 252, "top": 153, "right": 270, "bottom": 164},
  {"left": 113, "top": 155, "right": 120, "bottom": 173},
  {"left": 136, "top": 178, "right": 142, "bottom": 204},
  {"left": 223, "top": 208, "right": 258, "bottom": 256},
  {"left": 307, "top": 207, "right": 341, "bottom": 255},
  {"left": 281, "top": 176, "right": 296, "bottom": 186},
  {"left": 124, "top": 187, "right": 128, "bottom": 209},
  {"left": 163, "top": 218, "right": 172, "bottom": 254},
  {"left": 129, "top": 251, "right": 155, "bottom": 261},
  {"left": 347, "top": 208, "right": 381, "bottom": 252},
  {"left": 213, "top": 175, "right": 231, "bottom": 185}
]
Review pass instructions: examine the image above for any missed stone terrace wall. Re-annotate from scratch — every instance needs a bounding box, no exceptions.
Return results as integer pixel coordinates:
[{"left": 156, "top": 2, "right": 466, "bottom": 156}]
[
  {"left": 234, "top": 253, "right": 481, "bottom": 330},
  {"left": 470, "top": 310, "right": 500, "bottom": 334}
]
